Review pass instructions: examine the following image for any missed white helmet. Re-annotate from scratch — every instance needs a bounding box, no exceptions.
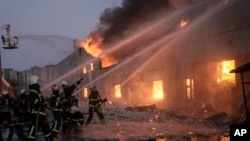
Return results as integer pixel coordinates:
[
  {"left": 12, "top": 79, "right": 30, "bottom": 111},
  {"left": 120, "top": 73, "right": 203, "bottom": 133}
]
[
  {"left": 2, "top": 90, "right": 8, "bottom": 95},
  {"left": 70, "top": 106, "right": 78, "bottom": 113},
  {"left": 61, "top": 80, "right": 68, "bottom": 87},
  {"left": 20, "top": 88, "right": 26, "bottom": 94},
  {"left": 29, "top": 75, "right": 39, "bottom": 85}
]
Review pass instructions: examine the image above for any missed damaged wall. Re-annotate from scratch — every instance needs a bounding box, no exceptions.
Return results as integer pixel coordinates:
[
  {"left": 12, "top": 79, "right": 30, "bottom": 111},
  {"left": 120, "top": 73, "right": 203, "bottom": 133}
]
[{"left": 172, "top": 0, "right": 250, "bottom": 115}]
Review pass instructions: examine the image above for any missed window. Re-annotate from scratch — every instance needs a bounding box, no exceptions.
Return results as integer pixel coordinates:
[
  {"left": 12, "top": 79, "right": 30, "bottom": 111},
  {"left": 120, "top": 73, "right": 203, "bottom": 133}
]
[
  {"left": 114, "top": 84, "right": 121, "bottom": 98},
  {"left": 153, "top": 80, "right": 164, "bottom": 99},
  {"left": 90, "top": 63, "right": 94, "bottom": 71},
  {"left": 82, "top": 66, "right": 87, "bottom": 74},
  {"left": 83, "top": 87, "right": 88, "bottom": 98},
  {"left": 186, "top": 78, "right": 194, "bottom": 99},
  {"left": 217, "top": 60, "right": 235, "bottom": 84}
]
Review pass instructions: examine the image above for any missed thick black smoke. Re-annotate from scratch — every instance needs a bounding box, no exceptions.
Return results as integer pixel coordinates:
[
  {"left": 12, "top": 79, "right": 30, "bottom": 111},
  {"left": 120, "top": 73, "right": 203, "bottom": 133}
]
[
  {"left": 98, "top": 0, "right": 170, "bottom": 43},
  {"left": 85, "top": 0, "right": 202, "bottom": 63}
]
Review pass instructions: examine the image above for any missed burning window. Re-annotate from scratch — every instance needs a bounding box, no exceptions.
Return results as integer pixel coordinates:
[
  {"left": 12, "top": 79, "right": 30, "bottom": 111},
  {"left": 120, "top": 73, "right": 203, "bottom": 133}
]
[
  {"left": 153, "top": 80, "right": 164, "bottom": 99},
  {"left": 217, "top": 60, "right": 235, "bottom": 84},
  {"left": 90, "top": 63, "right": 94, "bottom": 71},
  {"left": 186, "top": 78, "right": 194, "bottom": 99},
  {"left": 114, "top": 84, "right": 121, "bottom": 98},
  {"left": 82, "top": 66, "right": 87, "bottom": 74},
  {"left": 83, "top": 87, "right": 88, "bottom": 98}
]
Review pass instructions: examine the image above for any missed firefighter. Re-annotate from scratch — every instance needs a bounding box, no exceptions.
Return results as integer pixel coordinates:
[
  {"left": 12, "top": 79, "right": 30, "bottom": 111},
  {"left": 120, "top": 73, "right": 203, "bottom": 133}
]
[
  {"left": 61, "top": 78, "right": 83, "bottom": 138},
  {"left": 49, "top": 84, "right": 63, "bottom": 141},
  {"left": 85, "top": 86, "right": 106, "bottom": 125},
  {"left": 26, "top": 75, "right": 52, "bottom": 141},
  {"left": 0, "top": 90, "right": 15, "bottom": 141},
  {"left": 15, "top": 88, "right": 30, "bottom": 140},
  {"left": 69, "top": 104, "right": 84, "bottom": 127}
]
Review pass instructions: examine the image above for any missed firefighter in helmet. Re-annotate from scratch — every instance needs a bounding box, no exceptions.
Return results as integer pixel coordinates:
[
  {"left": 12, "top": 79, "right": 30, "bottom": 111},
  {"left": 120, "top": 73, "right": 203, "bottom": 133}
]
[
  {"left": 60, "top": 78, "right": 83, "bottom": 137},
  {"left": 85, "top": 86, "right": 106, "bottom": 125},
  {"left": 0, "top": 90, "right": 15, "bottom": 141},
  {"left": 15, "top": 88, "right": 30, "bottom": 139},
  {"left": 26, "top": 75, "right": 52, "bottom": 141},
  {"left": 49, "top": 84, "right": 63, "bottom": 141}
]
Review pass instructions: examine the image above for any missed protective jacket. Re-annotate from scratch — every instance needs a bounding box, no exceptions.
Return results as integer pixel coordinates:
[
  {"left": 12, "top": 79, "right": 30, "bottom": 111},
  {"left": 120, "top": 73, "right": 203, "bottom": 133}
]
[
  {"left": 61, "top": 80, "right": 81, "bottom": 111},
  {"left": 88, "top": 90, "right": 102, "bottom": 107},
  {"left": 29, "top": 87, "right": 47, "bottom": 116},
  {"left": 0, "top": 94, "right": 15, "bottom": 112},
  {"left": 50, "top": 91, "right": 63, "bottom": 112},
  {"left": 85, "top": 89, "right": 106, "bottom": 125},
  {"left": 0, "top": 94, "right": 15, "bottom": 141},
  {"left": 27, "top": 84, "right": 51, "bottom": 141},
  {"left": 17, "top": 93, "right": 30, "bottom": 113}
]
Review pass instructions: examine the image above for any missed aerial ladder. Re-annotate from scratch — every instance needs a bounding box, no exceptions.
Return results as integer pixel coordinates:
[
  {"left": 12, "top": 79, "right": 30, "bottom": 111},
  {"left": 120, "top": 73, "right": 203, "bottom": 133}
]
[
  {"left": 1, "top": 24, "right": 18, "bottom": 49},
  {"left": 0, "top": 24, "right": 18, "bottom": 97}
]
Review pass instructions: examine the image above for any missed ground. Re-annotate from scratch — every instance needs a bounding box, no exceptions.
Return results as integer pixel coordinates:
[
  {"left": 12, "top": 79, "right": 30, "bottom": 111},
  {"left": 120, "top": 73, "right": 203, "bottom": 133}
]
[{"left": 2, "top": 102, "right": 230, "bottom": 141}]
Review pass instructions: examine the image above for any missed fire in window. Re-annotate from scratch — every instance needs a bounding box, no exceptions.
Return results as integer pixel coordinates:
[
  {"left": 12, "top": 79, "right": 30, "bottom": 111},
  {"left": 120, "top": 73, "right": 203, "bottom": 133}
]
[
  {"left": 90, "top": 63, "right": 94, "bottom": 71},
  {"left": 153, "top": 80, "right": 164, "bottom": 99},
  {"left": 115, "top": 84, "right": 121, "bottom": 98},
  {"left": 186, "top": 78, "right": 194, "bottom": 99},
  {"left": 82, "top": 66, "right": 87, "bottom": 74},
  {"left": 83, "top": 87, "right": 88, "bottom": 98},
  {"left": 217, "top": 60, "right": 235, "bottom": 84}
]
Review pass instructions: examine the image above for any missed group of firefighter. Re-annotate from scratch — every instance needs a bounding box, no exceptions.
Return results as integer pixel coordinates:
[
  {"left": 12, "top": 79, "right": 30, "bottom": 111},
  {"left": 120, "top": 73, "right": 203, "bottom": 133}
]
[{"left": 0, "top": 75, "right": 107, "bottom": 141}]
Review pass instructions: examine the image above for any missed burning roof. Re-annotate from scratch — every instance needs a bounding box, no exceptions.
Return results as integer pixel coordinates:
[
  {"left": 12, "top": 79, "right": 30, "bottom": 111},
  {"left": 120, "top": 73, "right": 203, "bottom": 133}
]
[{"left": 78, "top": 0, "right": 232, "bottom": 68}]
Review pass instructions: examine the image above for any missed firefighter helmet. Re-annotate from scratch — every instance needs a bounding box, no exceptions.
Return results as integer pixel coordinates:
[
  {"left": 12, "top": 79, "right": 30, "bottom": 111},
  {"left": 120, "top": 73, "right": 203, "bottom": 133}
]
[
  {"left": 70, "top": 106, "right": 78, "bottom": 113},
  {"left": 29, "top": 75, "right": 39, "bottom": 85},
  {"left": 61, "top": 80, "right": 68, "bottom": 87}
]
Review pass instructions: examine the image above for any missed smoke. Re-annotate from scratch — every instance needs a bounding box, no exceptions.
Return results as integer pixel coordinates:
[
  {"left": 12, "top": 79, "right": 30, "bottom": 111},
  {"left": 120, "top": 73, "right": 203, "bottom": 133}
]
[
  {"left": 97, "top": 0, "right": 170, "bottom": 43},
  {"left": 18, "top": 34, "right": 74, "bottom": 54},
  {"left": 84, "top": 0, "right": 215, "bottom": 63},
  {"left": 2, "top": 34, "right": 75, "bottom": 70}
]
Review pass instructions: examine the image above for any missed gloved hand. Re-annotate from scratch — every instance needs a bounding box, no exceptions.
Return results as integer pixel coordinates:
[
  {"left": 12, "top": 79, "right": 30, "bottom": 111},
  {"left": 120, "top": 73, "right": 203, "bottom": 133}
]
[{"left": 76, "top": 77, "right": 83, "bottom": 85}]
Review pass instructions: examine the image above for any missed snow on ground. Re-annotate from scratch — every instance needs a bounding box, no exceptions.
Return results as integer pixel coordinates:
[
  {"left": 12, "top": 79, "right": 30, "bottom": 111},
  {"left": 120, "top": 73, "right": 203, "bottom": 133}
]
[
  {"left": 1, "top": 102, "right": 230, "bottom": 141},
  {"left": 72, "top": 102, "right": 230, "bottom": 140}
]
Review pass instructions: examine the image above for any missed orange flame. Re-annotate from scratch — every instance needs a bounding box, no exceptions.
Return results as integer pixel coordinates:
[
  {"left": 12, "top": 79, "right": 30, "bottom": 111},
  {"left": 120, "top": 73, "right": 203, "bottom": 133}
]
[
  {"left": 179, "top": 19, "right": 189, "bottom": 27},
  {"left": 80, "top": 36, "right": 118, "bottom": 68},
  {"left": 80, "top": 36, "right": 103, "bottom": 57}
]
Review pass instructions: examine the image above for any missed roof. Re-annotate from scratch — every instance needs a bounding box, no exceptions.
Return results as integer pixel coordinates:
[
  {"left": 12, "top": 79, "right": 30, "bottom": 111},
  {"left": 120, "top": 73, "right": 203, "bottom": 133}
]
[{"left": 230, "top": 62, "right": 250, "bottom": 73}]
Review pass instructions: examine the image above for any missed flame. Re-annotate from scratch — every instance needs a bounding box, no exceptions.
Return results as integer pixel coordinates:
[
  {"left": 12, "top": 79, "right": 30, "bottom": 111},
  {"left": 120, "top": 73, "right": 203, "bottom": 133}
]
[
  {"left": 80, "top": 36, "right": 103, "bottom": 57},
  {"left": 101, "top": 55, "right": 118, "bottom": 68},
  {"left": 153, "top": 80, "right": 164, "bottom": 99},
  {"left": 114, "top": 84, "right": 121, "bottom": 98},
  {"left": 217, "top": 60, "right": 235, "bottom": 83},
  {"left": 80, "top": 35, "right": 118, "bottom": 68},
  {"left": 179, "top": 19, "right": 189, "bottom": 27},
  {"left": 186, "top": 78, "right": 194, "bottom": 99}
]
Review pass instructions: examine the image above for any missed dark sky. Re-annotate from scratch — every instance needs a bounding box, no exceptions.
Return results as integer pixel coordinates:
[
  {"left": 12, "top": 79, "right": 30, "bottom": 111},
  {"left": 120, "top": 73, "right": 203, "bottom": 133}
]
[{"left": 0, "top": 0, "right": 121, "bottom": 71}]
